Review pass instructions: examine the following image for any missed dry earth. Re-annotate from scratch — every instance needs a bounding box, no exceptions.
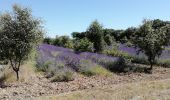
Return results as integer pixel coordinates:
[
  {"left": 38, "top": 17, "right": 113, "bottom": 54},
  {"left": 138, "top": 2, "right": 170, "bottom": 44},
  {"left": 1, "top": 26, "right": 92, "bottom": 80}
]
[{"left": 0, "top": 64, "right": 170, "bottom": 100}]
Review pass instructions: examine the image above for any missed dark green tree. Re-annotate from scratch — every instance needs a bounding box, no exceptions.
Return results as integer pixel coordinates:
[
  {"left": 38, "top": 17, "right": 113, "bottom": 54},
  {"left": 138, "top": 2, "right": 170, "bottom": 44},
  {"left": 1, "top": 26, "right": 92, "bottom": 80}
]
[
  {"left": 72, "top": 32, "right": 86, "bottom": 40},
  {"left": 53, "top": 35, "right": 73, "bottom": 48},
  {"left": 132, "top": 19, "right": 170, "bottom": 71},
  {"left": 74, "top": 38, "right": 94, "bottom": 52},
  {"left": 0, "top": 4, "right": 43, "bottom": 80},
  {"left": 43, "top": 37, "right": 53, "bottom": 44},
  {"left": 86, "top": 20, "right": 105, "bottom": 52}
]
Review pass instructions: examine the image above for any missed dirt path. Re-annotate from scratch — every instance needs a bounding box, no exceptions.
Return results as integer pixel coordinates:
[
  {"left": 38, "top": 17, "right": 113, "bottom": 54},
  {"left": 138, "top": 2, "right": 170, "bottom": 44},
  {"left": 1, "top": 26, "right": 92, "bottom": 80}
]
[{"left": 0, "top": 67, "right": 170, "bottom": 100}]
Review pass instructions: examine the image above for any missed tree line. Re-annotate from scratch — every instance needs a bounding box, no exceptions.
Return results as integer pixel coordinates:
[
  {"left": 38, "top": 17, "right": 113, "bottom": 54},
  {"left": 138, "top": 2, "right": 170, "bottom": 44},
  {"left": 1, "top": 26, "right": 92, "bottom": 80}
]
[{"left": 44, "top": 19, "right": 170, "bottom": 71}]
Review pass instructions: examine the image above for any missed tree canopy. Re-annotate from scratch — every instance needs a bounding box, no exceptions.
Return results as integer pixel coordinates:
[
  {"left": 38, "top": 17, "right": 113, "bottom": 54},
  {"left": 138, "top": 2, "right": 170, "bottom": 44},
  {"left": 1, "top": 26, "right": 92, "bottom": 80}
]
[{"left": 0, "top": 4, "right": 43, "bottom": 80}]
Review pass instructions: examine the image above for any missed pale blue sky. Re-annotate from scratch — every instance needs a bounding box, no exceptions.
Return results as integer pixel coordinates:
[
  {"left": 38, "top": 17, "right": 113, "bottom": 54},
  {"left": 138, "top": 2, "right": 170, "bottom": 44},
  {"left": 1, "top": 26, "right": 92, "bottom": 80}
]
[{"left": 0, "top": 0, "right": 170, "bottom": 37}]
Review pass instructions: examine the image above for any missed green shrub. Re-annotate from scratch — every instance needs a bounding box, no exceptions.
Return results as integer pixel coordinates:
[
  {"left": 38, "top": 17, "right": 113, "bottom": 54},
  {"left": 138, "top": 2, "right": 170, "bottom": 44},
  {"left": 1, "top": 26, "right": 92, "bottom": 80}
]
[
  {"left": 131, "top": 56, "right": 149, "bottom": 65},
  {"left": 51, "top": 71, "right": 74, "bottom": 82},
  {"left": 108, "top": 57, "right": 145, "bottom": 73},
  {"left": 80, "top": 66, "right": 112, "bottom": 77},
  {"left": 74, "top": 38, "right": 94, "bottom": 52},
  {"left": 79, "top": 60, "right": 112, "bottom": 76},
  {"left": 103, "top": 49, "right": 132, "bottom": 61},
  {"left": 36, "top": 60, "right": 53, "bottom": 72}
]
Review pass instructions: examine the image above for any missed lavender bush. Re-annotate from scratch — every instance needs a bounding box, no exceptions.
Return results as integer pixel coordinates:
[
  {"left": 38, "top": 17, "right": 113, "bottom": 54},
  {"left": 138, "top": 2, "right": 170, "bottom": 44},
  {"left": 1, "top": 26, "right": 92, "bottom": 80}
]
[{"left": 36, "top": 44, "right": 116, "bottom": 78}]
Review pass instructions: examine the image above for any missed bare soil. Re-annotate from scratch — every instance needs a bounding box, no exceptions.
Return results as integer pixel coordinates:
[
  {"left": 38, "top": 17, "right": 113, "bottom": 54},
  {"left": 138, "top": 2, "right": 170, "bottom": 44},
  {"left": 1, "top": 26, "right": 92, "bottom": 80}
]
[{"left": 0, "top": 67, "right": 170, "bottom": 100}]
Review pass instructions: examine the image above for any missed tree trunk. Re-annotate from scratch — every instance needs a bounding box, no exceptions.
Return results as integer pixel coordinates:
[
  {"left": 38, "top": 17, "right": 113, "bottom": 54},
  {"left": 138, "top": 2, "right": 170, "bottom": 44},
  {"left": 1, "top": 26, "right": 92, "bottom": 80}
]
[
  {"left": 150, "top": 63, "right": 153, "bottom": 70},
  {"left": 15, "top": 70, "right": 19, "bottom": 81}
]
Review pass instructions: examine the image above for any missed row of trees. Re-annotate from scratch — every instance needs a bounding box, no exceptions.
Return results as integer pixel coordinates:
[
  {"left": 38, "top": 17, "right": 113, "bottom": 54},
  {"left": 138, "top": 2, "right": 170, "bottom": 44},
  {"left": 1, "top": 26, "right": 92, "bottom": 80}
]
[
  {"left": 44, "top": 20, "right": 119, "bottom": 52},
  {"left": 44, "top": 19, "right": 170, "bottom": 71}
]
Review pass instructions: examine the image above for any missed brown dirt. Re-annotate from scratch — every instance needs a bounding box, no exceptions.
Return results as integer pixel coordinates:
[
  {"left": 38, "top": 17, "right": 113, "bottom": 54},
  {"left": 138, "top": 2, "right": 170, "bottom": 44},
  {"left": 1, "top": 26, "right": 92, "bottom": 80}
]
[{"left": 0, "top": 66, "right": 170, "bottom": 100}]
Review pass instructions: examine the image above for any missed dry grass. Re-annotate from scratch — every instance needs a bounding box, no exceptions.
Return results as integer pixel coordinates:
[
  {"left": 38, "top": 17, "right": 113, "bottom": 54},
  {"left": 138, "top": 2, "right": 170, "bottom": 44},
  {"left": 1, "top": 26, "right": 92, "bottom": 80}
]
[
  {"left": 36, "top": 79, "right": 170, "bottom": 100},
  {"left": 0, "top": 61, "right": 38, "bottom": 83}
]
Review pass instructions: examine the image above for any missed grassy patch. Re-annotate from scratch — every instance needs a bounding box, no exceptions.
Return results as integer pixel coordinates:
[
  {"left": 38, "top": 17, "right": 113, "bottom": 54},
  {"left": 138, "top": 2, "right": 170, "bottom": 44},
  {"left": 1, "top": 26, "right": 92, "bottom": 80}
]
[
  {"left": 36, "top": 79, "right": 170, "bottom": 100},
  {"left": 81, "top": 66, "right": 112, "bottom": 77}
]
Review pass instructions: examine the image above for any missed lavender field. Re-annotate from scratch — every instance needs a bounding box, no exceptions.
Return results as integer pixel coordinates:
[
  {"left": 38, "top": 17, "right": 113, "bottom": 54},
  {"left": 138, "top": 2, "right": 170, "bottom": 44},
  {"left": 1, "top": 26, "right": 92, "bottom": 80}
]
[
  {"left": 119, "top": 44, "right": 170, "bottom": 60},
  {"left": 36, "top": 44, "right": 170, "bottom": 78}
]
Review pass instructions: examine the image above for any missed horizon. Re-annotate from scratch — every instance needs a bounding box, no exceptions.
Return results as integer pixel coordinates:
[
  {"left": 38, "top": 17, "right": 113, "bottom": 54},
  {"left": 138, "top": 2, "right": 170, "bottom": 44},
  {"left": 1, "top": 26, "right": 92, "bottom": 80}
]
[{"left": 0, "top": 0, "right": 170, "bottom": 37}]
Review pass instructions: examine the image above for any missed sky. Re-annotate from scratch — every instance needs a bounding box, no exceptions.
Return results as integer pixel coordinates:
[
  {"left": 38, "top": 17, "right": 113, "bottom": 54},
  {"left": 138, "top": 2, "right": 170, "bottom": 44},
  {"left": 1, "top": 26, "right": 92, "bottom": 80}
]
[{"left": 0, "top": 0, "right": 170, "bottom": 37}]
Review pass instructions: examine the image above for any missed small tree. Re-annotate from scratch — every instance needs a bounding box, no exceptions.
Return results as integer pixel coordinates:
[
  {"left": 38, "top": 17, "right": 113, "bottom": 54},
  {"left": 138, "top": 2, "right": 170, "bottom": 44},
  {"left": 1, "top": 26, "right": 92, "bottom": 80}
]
[
  {"left": 43, "top": 37, "right": 54, "bottom": 44},
  {"left": 0, "top": 5, "right": 43, "bottom": 80},
  {"left": 86, "top": 20, "right": 105, "bottom": 52},
  {"left": 53, "top": 35, "right": 73, "bottom": 48},
  {"left": 132, "top": 19, "right": 170, "bottom": 70},
  {"left": 74, "top": 38, "right": 94, "bottom": 52}
]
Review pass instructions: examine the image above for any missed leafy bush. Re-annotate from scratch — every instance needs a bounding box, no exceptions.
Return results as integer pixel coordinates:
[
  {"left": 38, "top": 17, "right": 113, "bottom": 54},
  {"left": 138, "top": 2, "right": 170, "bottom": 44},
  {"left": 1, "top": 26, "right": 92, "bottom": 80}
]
[
  {"left": 74, "top": 38, "right": 94, "bottom": 52},
  {"left": 108, "top": 57, "right": 145, "bottom": 73},
  {"left": 51, "top": 70, "right": 74, "bottom": 82},
  {"left": 53, "top": 36, "right": 73, "bottom": 49},
  {"left": 79, "top": 60, "right": 112, "bottom": 76},
  {"left": 103, "top": 49, "right": 132, "bottom": 60},
  {"left": 36, "top": 60, "right": 53, "bottom": 72},
  {"left": 36, "top": 56, "right": 75, "bottom": 82},
  {"left": 43, "top": 37, "right": 54, "bottom": 44},
  {"left": 131, "top": 56, "right": 149, "bottom": 65}
]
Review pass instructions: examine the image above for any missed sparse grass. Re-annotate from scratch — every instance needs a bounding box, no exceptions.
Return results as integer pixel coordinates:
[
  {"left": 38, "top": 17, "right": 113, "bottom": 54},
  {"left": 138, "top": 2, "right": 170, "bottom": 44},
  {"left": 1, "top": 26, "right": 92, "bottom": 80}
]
[
  {"left": 51, "top": 71, "right": 74, "bottom": 82},
  {"left": 36, "top": 79, "right": 170, "bottom": 100},
  {"left": 81, "top": 66, "right": 112, "bottom": 77},
  {"left": 156, "top": 59, "right": 170, "bottom": 68},
  {"left": 80, "top": 65, "right": 112, "bottom": 77},
  {"left": 0, "top": 61, "right": 38, "bottom": 83}
]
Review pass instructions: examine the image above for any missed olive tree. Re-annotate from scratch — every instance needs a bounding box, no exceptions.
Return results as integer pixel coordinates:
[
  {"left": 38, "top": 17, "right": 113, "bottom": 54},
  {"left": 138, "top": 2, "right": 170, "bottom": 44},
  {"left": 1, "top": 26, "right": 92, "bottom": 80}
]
[
  {"left": 133, "top": 19, "right": 170, "bottom": 71},
  {"left": 0, "top": 5, "right": 43, "bottom": 80}
]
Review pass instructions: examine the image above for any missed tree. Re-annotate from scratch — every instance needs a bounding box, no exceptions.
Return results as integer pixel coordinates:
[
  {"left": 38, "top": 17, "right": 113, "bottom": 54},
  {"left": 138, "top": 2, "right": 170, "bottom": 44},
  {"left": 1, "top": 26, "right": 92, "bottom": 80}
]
[
  {"left": 132, "top": 19, "right": 170, "bottom": 71},
  {"left": 43, "top": 37, "right": 53, "bottom": 44},
  {"left": 74, "top": 38, "right": 94, "bottom": 52},
  {"left": 86, "top": 20, "right": 105, "bottom": 52},
  {"left": 53, "top": 35, "right": 73, "bottom": 48},
  {"left": 104, "top": 34, "right": 114, "bottom": 46},
  {"left": 0, "top": 4, "right": 43, "bottom": 80},
  {"left": 72, "top": 32, "right": 86, "bottom": 40}
]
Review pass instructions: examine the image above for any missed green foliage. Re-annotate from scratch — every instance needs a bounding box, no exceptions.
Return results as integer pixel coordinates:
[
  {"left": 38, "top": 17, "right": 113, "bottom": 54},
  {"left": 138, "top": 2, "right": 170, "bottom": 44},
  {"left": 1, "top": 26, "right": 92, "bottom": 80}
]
[
  {"left": 43, "top": 37, "right": 54, "bottom": 44},
  {"left": 51, "top": 71, "right": 74, "bottom": 82},
  {"left": 86, "top": 20, "right": 105, "bottom": 52},
  {"left": 74, "top": 38, "right": 94, "bottom": 52},
  {"left": 104, "top": 34, "right": 115, "bottom": 46},
  {"left": 103, "top": 49, "right": 132, "bottom": 61},
  {"left": 120, "top": 27, "right": 137, "bottom": 43},
  {"left": 72, "top": 32, "right": 86, "bottom": 40},
  {"left": 132, "top": 19, "right": 170, "bottom": 70},
  {"left": 36, "top": 60, "right": 53, "bottom": 72},
  {"left": 0, "top": 4, "right": 43, "bottom": 80},
  {"left": 79, "top": 60, "right": 112, "bottom": 76},
  {"left": 53, "top": 35, "right": 73, "bottom": 48}
]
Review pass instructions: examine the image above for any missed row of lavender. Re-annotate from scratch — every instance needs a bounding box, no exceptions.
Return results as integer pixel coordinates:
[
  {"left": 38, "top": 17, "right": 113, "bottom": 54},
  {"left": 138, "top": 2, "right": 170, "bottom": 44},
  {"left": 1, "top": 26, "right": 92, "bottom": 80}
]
[
  {"left": 119, "top": 44, "right": 170, "bottom": 60},
  {"left": 36, "top": 44, "right": 170, "bottom": 76},
  {"left": 36, "top": 44, "right": 120, "bottom": 77},
  {"left": 119, "top": 44, "right": 170, "bottom": 67}
]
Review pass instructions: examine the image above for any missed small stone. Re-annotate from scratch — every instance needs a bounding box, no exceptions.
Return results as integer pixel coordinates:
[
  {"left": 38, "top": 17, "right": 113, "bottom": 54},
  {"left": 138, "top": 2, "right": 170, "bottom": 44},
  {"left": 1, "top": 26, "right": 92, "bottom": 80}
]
[{"left": 13, "top": 92, "right": 18, "bottom": 96}]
